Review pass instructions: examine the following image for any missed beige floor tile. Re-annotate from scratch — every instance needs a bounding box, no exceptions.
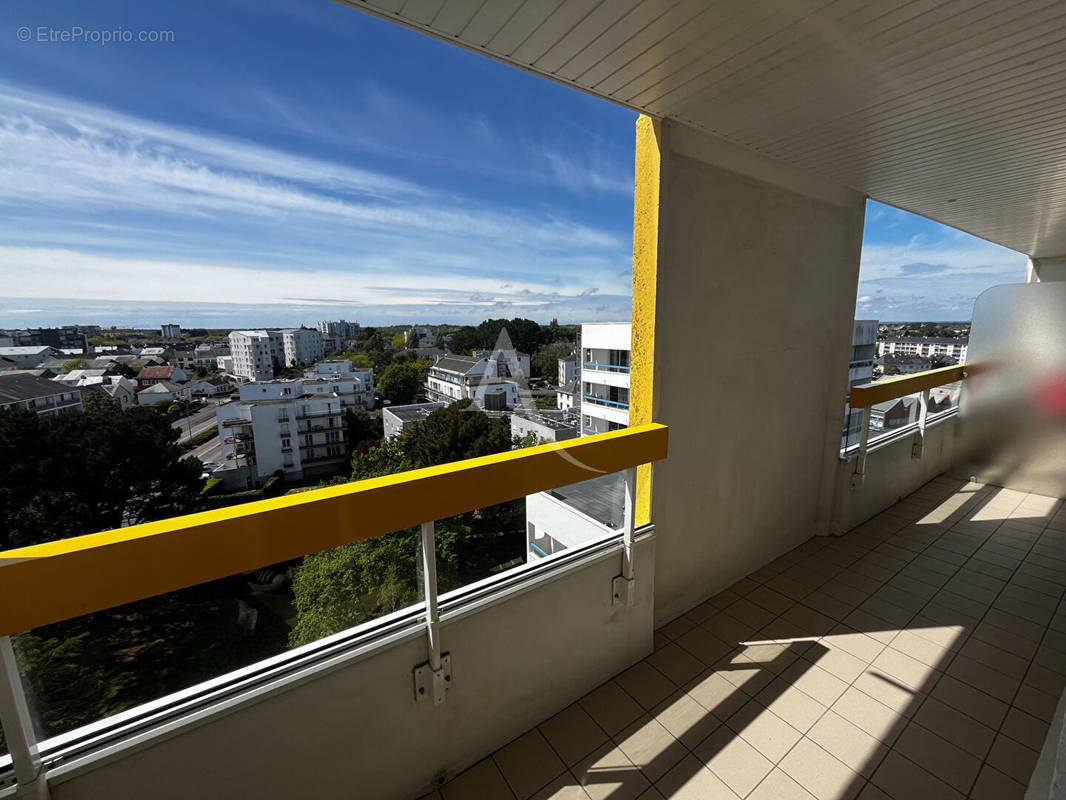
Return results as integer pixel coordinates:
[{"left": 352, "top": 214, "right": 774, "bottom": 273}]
[
  {"left": 676, "top": 626, "right": 733, "bottom": 667},
  {"left": 725, "top": 699, "right": 803, "bottom": 763},
  {"left": 654, "top": 754, "right": 741, "bottom": 800},
  {"left": 807, "top": 711, "right": 888, "bottom": 778},
  {"left": 1000, "top": 706, "right": 1050, "bottom": 751},
  {"left": 571, "top": 743, "right": 650, "bottom": 800},
  {"left": 658, "top": 615, "right": 696, "bottom": 641},
  {"left": 747, "top": 584, "right": 795, "bottom": 615},
  {"left": 714, "top": 650, "right": 777, "bottom": 696},
  {"left": 650, "top": 690, "right": 722, "bottom": 749},
  {"left": 699, "top": 612, "right": 756, "bottom": 646},
  {"left": 616, "top": 660, "right": 678, "bottom": 711},
  {"left": 614, "top": 716, "right": 689, "bottom": 784},
  {"left": 1013, "top": 682, "right": 1058, "bottom": 723},
  {"left": 684, "top": 669, "right": 750, "bottom": 720},
  {"left": 870, "top": 751, "right": 964, "bottom": 800},
  {"left": 984, "top": 733, "right": 1039, "bottom": 786},
  {"left": 527, "top": 774, "right": 591, "bottom": 800},
  {"left": 805, "top": 642, "right": 868, "bottom": 684},
  {"left": 647, "top": 642, "right": 705, "bottom": 687},
  {"left": 778, "top": 737, "right": 862, "bottom": 800},
  {"left": 854, "top": 784, "right": 893, "bottom": 800},
  {"left": 822, "top": 625, "right": 886, "bottom": 663},
  {"left": 748, "top": 768, "right": 817, "bottom": 800},
  {"left": 539, "top": 704, "right": 608, "bottom": 767},
  {"left": 890, "top": 722, "right": 980, "bottom": 793},
  {"left": 754, "top": 677, "right": 827, "bottom": 733},
  {"left": 443, "top": 758, "right": 516, "bottom": 800},
  {"left": 579, "top": 680, "right": 644, "bottom": 737},
  {"left": 634, "top": 787, "right": 666, "bottom": 800},
  {"left": 851, "top": 670, "right": 922, "bottom": 718},
  {"left": 831, "top": 686, "right": 905, "bottom": 744},
  {"left": 910, "top": 696, "right": 995, "bottom": 759},
  {"left": 888, "top": 628, "right": 955, "bottom": 667},
  {"left": 945, "top": 653, "right": 1020, "bottom": 702},
  {"left": 869, "top": 647, "right": 939, "bottom": 692},
  {"left": 779, "top": 659, "right": 849, "bottom": 707},
  {"left": 928, "top": 674, "right": 1008, "bottom": 729},
  {"left": 968, "top": 763, "right": 1026, "bottom": 800},
  {"left": 693, "top": 724, "right": 774, "bottom": 797},
  {"left": 495, "top": 730, "right": 567, "bottom": 800},
  {"left": 958, "top": 637, "right": 1030, "bottom": 680}
]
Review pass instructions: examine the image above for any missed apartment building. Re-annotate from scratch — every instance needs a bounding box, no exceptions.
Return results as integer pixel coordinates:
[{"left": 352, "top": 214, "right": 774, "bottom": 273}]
[
  {"left": 228, "top": 329, "right": 325, "bottom": 381},
  {"left": 0, "top": 345, "right": 61, "bottom": 369},
  {"left": 0, "top": 373, "right": 83, "bottom": 417},
  {"left": 579, "top": 322, "right": 630, "bottom": 435},
  {"left": 160, "top": 324, "right": 182, "bottom": 338},
  {"left": 425, "top": 354, "right": 519, "bottom": 410},
  {"left": 383, "top": 401, "right": 445, "bottom": 440},
  {"left": 315, "top": 320, "right": 360, "bottom": 339},
  {"left": 214, "top": 379, "right": 349, "bottom": 488},
  {"left": 842, "top": 319, "right": 879, "bottom": 447},
  {"left": 510, "top": 408, "right": 579, "bottom": 444},
  {"left": 303, "top": 360, "right": 374, "bottom": 408},
  {"left": 878, "top": 336, "right": 969, "bottom": 362}
]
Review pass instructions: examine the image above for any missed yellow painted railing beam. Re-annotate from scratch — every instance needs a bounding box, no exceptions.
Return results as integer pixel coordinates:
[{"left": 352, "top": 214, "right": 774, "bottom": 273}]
[
  {"left": 849, "top": 365, "right": 967, "bottom": 408},
  {"left": 0, "top": 424, "right": 668, "bottom": 637}
]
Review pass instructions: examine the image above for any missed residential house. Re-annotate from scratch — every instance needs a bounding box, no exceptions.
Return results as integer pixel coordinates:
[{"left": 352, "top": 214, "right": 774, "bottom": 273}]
[
  {"left": 510, "top": 409, "right": 579, "bottom": 444},
  {"left": 0, "top": 345, "right": 61, "bottom": 369},
  {"left": 303, "top": 361, "right": 374, "bottom": 408},
  {"left": 0, "top": 373, "right": 83, "bottom": 417},
  {"left": 137, "top": 365, "right": 188, "bottom": 390},
  {"left": 383, "top": 402, "right": 446, "bottom": 440},
  {"left": 425, "top": 355, "right": 519, "bottom": 410},
  {"left": 137, "top": 381, "right": 191, "bottom": 407}
]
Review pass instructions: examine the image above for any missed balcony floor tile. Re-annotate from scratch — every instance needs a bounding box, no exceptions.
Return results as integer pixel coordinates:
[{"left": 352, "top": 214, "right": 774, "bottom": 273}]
[{"left": 431, "top": 478, "right": 1066, "bottom": 799}]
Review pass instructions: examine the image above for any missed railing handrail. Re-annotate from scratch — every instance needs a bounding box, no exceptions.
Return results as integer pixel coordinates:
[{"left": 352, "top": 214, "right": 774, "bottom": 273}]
[
  {"left": 583, "top": 395, "right": 630, "bottom": 408},
  {"left": 583, "top": 362, "right": 630, "bottom": 373},
  {"left": 0, "top": 423, "right": 668, "bottom": 637},
  {"left": 848, "top": 365, "right": 966, "bottom": 409}
]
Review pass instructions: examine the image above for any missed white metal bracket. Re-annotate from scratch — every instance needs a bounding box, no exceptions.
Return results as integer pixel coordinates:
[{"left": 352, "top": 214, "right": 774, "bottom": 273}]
[
  {"left": 612, "top": 575, "right": 635, "bottom": 608},
  {"left": 413, "top": 653, "right": 451, "bottom": 706}
]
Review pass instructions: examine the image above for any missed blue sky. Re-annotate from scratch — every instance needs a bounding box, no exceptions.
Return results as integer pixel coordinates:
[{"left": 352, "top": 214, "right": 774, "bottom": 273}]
[{"left": 0, "top": 0, "right": 1028, "bottom": 329}]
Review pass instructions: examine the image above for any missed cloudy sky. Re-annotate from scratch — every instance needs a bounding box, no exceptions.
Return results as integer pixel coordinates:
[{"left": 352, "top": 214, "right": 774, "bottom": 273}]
[{"left": 0, "top": 0, "right": 1028, "bottom": 328}]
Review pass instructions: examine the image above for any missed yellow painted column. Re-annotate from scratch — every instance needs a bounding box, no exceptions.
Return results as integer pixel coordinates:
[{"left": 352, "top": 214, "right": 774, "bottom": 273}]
[{"left": 631, "top": 115, "right": 662, "bottom": 527}]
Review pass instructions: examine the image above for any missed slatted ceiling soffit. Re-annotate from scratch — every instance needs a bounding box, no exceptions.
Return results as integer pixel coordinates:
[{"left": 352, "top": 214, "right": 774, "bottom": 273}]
[{"left": 343, "top": 0, "right": 1066, "bottom": 259}]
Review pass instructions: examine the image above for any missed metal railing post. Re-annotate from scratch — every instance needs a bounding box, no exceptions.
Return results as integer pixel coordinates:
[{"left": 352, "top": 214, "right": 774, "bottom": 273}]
[
  {"left": 913, "top": 389, "right": 930, "bottom": 459},
  {"left": 0, "top": 636, "right": 49, "bottom": 797},
  {"left": 613, "top": 469, "right": 637, "bottom": 607},
  {"left": 420, "top": 522, "right": 441, "bottom": 673},
  {"left": 853, "top": 408, "right": 871, "bottom": 486},
  {"left": 413, "top": 521, "right": 450, "bottom": 706}
]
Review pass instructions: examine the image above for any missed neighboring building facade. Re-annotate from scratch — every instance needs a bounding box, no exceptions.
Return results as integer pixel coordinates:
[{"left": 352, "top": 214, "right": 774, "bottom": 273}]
[
  {"left": 383, "top": 402, "right": 446, "bottom": 440},
  {"left": 525, "top": 473, "right": 626, "bottom": 563},
  {"left": 510, "top": 409, "right": 579, "bottom": 444},
  {"left": 0, "top": 373, "right": 83, "bottom": 417},
  {"left": 214, "top": 380, "right": 349, "bottom": 488},
  {"left": 579, "top": 323, "right": 630, "bottom": 436},
  {"left": 160, "top": 324, "right": 182, "bottom": 338},
  {"left": 558, "top": 356, "right": 578, "bottom": 386},
  {"left": 303, "top": 361, "right": 374, "bottom": 408},
  {"left": 426, "top": 355, "right": 519, "bottom": 410},
  {"left": 848, "top": 320, "right": 878, "bottom": 387},
  {"left": 0, "top": 346, "right": 61, "bottom": 369},
  {"left": 136, "top": 365, "right": 188, "bottom": 389},
  {"left": 228, "top": 329, "right": 325, "bottom": 381},
  {"left": 877, "top": 337, "right": 969, "bottom": 362},
  {"left": 316, "top": 320, "right": 360, "bottom": 339},
  {"left": 137, "top": 381, "right": 192, "bottom": 406}
]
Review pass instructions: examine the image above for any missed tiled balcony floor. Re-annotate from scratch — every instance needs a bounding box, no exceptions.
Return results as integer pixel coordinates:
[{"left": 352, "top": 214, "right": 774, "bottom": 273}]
[{"left": 424, "top": 477, "right": 1066, "bottom": 800}]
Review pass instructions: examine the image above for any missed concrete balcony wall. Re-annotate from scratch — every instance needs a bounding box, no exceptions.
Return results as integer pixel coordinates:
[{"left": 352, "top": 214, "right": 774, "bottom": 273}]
[
  {"left": 641, "top": 119, "right": 866, "bottom": 625},
  {"left": 46, "top": 537, "right": 655, "bottom": 800}
]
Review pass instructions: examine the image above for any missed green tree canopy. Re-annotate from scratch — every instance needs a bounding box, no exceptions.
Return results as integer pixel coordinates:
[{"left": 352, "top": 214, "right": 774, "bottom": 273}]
[
  {"left": 0, "top": 393, "right": 204, "bottom": 550},
  {"left": 63, "top": 358, "right": 89, "bottom": 372},
  {"left": 288, "top": 400, "right": 520, "bottom": 647},
  {"left": 379, "top": 362, "right": 421, "bottom": 405},
  {"left": 531, "top": 341, "right": 575, "bottom": 379}
]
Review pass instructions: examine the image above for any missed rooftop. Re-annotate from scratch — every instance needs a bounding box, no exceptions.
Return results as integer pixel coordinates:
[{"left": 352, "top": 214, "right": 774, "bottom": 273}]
[
  {"left": 0, "top": 372, "right": 76, "bottom": 403},
  {"left": 385, "top": 402, "right": 446, "bottom": 423},
  {"left": 546, "top": 472, "right": 627, "bottom": 529}
]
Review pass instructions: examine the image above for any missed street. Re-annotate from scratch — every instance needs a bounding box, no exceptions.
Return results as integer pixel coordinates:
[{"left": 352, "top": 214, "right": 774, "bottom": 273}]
[{"left": 172, "top": 400, "right": 223, "bottom": 443}]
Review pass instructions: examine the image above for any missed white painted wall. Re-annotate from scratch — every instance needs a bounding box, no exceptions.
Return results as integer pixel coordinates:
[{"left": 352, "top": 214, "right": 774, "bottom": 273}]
[
  {"left": 648, "top": 120, "right": 867, "bottom": 625},
  {"left": 47, "top": 538, "right": 655, "bottom": 800}
]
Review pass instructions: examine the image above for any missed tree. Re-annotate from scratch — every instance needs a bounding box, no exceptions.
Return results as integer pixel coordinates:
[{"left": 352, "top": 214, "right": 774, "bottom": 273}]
[
  {"left": 288, "top": 400, "right": 521, "bottom": 647},
  {"left": 348, "top": 353, "right": 373, "bottom": 369},
  {"left": 0, "top": 393, "right": 203, "bottom": 549},
  {"left": 531, "top": 341, "right": 575, "bottom": 379},
  {"left": 390, "top": 332, "right": 408, "bottom": 350},
  {"left": 379, "top": 362, "right": 421, "bottom": 405},
  {"left": 64, "top": 358, "right": 89, "bottom": 372}
]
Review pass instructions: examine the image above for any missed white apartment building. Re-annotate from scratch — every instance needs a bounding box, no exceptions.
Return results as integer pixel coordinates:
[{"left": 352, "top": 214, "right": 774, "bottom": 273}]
[
  {"left": 558, "top": 356, "right": 578, "bottom": 386},
  {"left": 228, "top": 329, "right": 324, "bottom": 381},
  {"left": 160, "top": 324, "right": 182, "bottom": 338},
  {"left": 214, "top": 379, "right": 349, "bottom": 488},
  {"left": 305, "top": 360, "right": 374, "bottom": 405},
  {"left": 579, "top": 323, "right": 630, "bottom": 436},
  {"left": 878, "top": 336, "right": 969, "bottom": 362},
  {"left": 383, "top": 402, "right": 445, "bottom": 440},
  {"left": 281, "top": 328, "right": 325, "bottom": 368},
  {"left": 316, "top": 320, "right": 360, "bottom": 339},
  {"left": 848, "top": 319, "right": 878, "bottom": 387},
  {"left": 426, "top": 355, "right": 519, "bottom": 410}
]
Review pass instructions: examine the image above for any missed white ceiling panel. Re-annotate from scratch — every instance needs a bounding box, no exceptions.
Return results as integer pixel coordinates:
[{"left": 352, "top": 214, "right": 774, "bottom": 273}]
[{"left": 344, "top": 0, "right": 1066, "bottom": 257}]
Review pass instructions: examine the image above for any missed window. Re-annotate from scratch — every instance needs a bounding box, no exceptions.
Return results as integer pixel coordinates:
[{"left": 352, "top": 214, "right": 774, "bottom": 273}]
[{"left": 281, "top": 438, "right": 290, "bottom": 448}]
